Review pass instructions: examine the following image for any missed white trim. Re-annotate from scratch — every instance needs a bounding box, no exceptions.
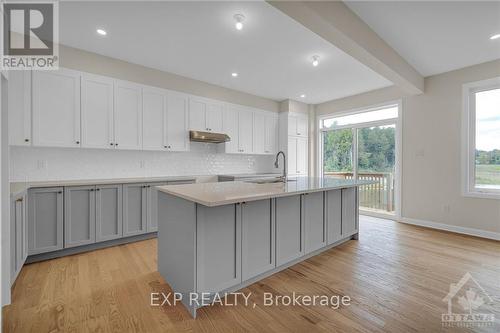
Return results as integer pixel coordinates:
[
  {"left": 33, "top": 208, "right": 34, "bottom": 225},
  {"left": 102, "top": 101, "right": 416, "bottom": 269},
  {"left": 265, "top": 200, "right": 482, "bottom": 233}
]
[
  {"left": 316, "top": 100, "right": 402, "bottom": 219},
  {"left": 461, "top": 77, "right": 500, "bottom": 199},
  {"left": 360, "top": 210, "right": 398, "bottom": 221},
  {"left": 400, "top": 217, "right": 500, "bottom": 241}
]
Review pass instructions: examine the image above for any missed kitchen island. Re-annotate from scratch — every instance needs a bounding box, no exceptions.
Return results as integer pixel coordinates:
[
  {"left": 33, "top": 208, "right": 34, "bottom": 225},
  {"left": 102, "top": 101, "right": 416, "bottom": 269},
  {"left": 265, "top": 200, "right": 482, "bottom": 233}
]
[{"left": 156, "top": 177, "right": 373, "bottom": 317}]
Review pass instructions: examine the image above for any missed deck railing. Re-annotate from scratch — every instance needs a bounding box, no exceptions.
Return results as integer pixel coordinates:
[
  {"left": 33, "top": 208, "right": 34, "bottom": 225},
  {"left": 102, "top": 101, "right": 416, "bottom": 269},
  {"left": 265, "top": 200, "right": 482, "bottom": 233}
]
[{"left": 324, "top": 171, "right": 395, "bottom": 212}]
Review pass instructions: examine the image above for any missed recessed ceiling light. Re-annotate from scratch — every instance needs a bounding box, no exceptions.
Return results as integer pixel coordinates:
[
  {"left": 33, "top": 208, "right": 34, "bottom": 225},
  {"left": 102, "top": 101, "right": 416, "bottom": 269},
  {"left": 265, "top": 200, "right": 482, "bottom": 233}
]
[
  {"left": 234, "top": 14, "right": 245, "bottom": 31},
  {"left": 312, "top": 55, "right": 320, "bottom": 67},
  {"left": 300, "top": 94, "right": 306, "bottom": 98},
  {"left": 490, "top": 34, "right": 500, "bottom": 40},
  {"left": 96, "top": 28, "right": 107, "bottom": 36},
  {"left": 231, "top": 72, "right": 238, "bottom": 77}
]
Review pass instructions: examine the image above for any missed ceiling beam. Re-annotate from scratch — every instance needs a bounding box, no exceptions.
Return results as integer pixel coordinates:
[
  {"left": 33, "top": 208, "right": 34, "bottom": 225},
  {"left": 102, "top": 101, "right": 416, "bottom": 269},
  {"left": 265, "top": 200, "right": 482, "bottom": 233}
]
[{"left": 267, "top": 1, "right": 424, "bottom": 95}]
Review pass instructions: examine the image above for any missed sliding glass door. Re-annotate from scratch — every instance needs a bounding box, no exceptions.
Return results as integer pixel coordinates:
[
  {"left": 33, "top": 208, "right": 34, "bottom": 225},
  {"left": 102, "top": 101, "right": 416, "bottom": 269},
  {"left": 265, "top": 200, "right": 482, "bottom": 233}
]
[{"left": 320, "top": 105, "right": 399, "bottom": 216}]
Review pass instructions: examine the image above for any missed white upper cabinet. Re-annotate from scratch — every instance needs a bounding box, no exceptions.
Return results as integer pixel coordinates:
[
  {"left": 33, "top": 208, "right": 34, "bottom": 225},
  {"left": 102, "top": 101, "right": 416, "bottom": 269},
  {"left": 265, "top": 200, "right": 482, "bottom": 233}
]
[
  {"left": 253, "top": 111, "right": 266, "bottom": 154},
  {"left": 287, "top": 137, "right": 297, "bottom": 175},
  {"left": 189, "top": 97, "right": 223, "bottom": 132},
  {"left": 264, "top": 114, "right": 278, "bottom": 155},
  {"left": 206, "top": 103, "right": 223, "bottom": 133},
  {"left": 32, "top": 68, "right": 81, "bottom": 148},
  {"left": 223, "top": 105, "right": 239, "bottom": 154},
  {"left": 188, "top": 99, "right": 206, "bottom": 131},
  {"left": 288, "top": 113, "right": 308, "bottom": 137},
  {"left": 114, "top": 80, "right": 143, "bottom": 150},
  {"left": 8, "top": 70, "right": 31, "bottom": 146},
  {"left": 238, "top": 108, "right": 253, "bottom": 154},
  {"left": 296, "top": 137, "right": 308, "bottom": 175},
  {"left": 81, "top": 73, "right": 114, "bottom": 149},
  {"left": 142, "top": 87, "right": 166, "bottom": 151},
  {"left": 166, "top": 91, "right": 189, "bottom": 151}
]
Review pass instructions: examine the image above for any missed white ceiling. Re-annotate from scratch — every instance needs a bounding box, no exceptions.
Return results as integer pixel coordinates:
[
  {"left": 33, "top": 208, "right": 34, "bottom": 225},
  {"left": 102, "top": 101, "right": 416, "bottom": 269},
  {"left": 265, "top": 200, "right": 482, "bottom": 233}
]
[
  {"left": 59, "top": 1, "right": 392, "bottom": 104},
  {"left": 345, "top": 1, "right": 500, "bottom": 77}
]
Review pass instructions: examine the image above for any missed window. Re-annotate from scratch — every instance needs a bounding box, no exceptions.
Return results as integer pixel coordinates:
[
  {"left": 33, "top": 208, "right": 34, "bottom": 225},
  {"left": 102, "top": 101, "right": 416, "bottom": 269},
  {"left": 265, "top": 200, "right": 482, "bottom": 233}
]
[
  {"left": 319, "top": 103, "right": 400, "bottom": 217},
  {"left": 463, "top": 78, "right": 500, "bottom": 198}
]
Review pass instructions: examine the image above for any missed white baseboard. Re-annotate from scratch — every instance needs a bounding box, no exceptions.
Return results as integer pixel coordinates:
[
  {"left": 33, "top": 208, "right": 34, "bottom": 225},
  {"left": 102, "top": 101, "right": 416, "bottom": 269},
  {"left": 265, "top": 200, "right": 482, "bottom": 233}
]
[{"left": 400, "top": 217, "right": 500, "bottom": 241}]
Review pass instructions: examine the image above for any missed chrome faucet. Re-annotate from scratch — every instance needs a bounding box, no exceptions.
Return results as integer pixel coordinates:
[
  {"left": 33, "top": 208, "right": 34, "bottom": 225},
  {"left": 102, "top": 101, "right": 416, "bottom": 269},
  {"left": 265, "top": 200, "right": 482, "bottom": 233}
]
[{"left": 274, "top": 151, "right": 287, "bottom": 181}]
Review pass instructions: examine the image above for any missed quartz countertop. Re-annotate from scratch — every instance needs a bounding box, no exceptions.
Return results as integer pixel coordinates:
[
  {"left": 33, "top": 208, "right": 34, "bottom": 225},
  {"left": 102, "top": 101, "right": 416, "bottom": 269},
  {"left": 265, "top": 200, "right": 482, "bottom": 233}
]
[
  {"left": 10, "top": 175, "right": 197, "bottom": 197},
  {"left": 157, "top": 177, "right": 376, "bottom": 207}
]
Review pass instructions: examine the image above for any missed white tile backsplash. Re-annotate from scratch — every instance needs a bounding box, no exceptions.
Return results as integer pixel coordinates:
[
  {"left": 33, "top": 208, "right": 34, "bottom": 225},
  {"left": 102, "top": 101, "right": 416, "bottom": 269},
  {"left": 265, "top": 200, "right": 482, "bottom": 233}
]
[{"left": 9, "top": 144, "right": 276, "bottom": 182}]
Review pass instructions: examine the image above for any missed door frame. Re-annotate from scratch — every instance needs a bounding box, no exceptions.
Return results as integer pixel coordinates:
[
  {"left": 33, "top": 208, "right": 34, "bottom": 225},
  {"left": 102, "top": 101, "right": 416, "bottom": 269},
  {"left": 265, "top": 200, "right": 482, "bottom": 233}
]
[{"left": 316, "top": 100, "right": 402, "bottom": 220}]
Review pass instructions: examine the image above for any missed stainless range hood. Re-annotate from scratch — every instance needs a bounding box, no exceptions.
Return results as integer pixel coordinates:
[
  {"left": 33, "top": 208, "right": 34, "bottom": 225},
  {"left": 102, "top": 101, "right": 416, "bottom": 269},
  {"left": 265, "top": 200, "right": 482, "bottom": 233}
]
[{"left": 189, "top": 130, "right": 230, "bottom": 143}]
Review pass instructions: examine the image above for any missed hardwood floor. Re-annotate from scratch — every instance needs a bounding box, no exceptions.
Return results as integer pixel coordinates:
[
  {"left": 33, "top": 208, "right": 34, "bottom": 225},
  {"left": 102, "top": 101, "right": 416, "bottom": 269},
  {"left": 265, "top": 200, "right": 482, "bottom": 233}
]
[{"left": 3, "top": 216, "right": 500, "bottom": 332}]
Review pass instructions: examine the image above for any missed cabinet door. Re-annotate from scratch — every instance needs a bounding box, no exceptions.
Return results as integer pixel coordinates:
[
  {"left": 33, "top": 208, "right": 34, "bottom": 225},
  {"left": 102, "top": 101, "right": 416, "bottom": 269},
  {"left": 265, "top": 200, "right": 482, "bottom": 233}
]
[
  {"left": 28, "top": 187, "right": 64, "bottom": 255},
  {"left": 142, "top": 87, "right": 166, "bottom": 150},
  {"left": 242, "top": 200, "right": 275, "bottom": 281},
  {"left": 287, "top": 137, "right": 297, "bottom": 175},
  {"left": 276, "top": 195, "right": 304, "bottom": 266},
  {"left": 188, "top": 99, "right": 206, "bottom": 131},
  {"left": 238, "top": 110, "right": 253, "bottom": 153},
  {"left": 114, "top": 80, "right": 143, "bottom": 150},
  {"left": 252, "top": 112, "right": 266, "bottom": 155},
  {"left": 32, "top": 69, "right": 81, "bottom": 148},
  {"left": 264, "top": 114, "right": 278, "bottom": 154},
  {"left": 64, "top": 186, "right": 96, "bottom": 248},
  {"left": 288, "top": 114, "right": 298, "bottom": 136},
  {"left": 296, "top": 114, "right": 308, "bottom": 137},
  {"left": 304, "top": 192, "right": 326, "bottom": 253},
  {"left": 16, "top": 194, "right": 28, "bottom": 274},
  {"left": 146, "top": 182, "right": 169, "bottom": 232},
  {"left": 81, "top": 73, "right": 114, "bottom": 149},
  {"left": 166, "top": 92, "right": 189, "bottom": 151},
  {"left": 342, "top": 187, "right": 358, "bottom": 237},
  {"left": 206, "top": 103, "right": 223, "bottom": 132},
  {"left": 8, "top": 70, "right": 31, "bottom": 146},
  {"left": 296, "top": 137, "right": 308, "bottom": 175},
  {"left": 11, "top": 194, "right": 27, "bottom": 283},
  {"left": 223, "top": 106, "right": 239, "bottom": 153},
  {"left": 123, "top": 184, "right": 148, "bottom": 236},
  {"left": 197, "top": 204, "right": 241, "bottom": 292},
  {"left": 96, "top": 184, "right": 123, "bottom": 241},
  {"left": 326, "top": 190, "right": 342, "bottom": 244}
]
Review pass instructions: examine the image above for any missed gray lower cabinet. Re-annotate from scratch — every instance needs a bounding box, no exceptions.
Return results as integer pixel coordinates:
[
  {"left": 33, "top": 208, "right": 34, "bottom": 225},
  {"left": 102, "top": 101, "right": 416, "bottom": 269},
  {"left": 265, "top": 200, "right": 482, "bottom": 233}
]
[
  {"left": 147, "top": 182, "right": 169, "bottom": 232},
  {"left": 303, "top": 192, "right": 326, "bottom": 253},
  {"left": 28, "top": 187, "right": 64, "bottom": 255},
  {"left": 196, "top": 203, "right": 241, "bottom": 293},
  {"left": 96, "top": 184, "right": 123, "bottom": 241},
  {"left": 148, "top": 180, "right": 195, "bottom": 232},
  {"left": 241, "top": 199, "right": 275, "bottom": 281},
  {"left": 123, "top": 183, "right": 148, "bottom": 236},
  {"left": 276, "top": 195, "right": 304, "bottom": 266},
  {"left": 326, "top": 190, "right": 342, "bottom": 244},
  {"left": 11, "top": 192, "right": 28, "bottom": 284},
  {"left": 64, "top": 186, "right": 96, "bottom": 248},
  {"left": 342, "top": 187, "right": 358, "bottom": 237}
]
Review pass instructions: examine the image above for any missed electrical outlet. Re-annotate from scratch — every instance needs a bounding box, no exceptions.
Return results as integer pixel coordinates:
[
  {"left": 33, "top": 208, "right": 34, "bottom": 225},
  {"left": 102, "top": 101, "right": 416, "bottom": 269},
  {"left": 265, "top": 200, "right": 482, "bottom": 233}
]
[
  {"left": 444, "top": 204, "right": 451, "bottom": 214},
  {"left": 37, "top": 160, "right": 47, "bottom": 170},
  {"left": 140, "top": 160, "right": 146, "bottom": 169}
]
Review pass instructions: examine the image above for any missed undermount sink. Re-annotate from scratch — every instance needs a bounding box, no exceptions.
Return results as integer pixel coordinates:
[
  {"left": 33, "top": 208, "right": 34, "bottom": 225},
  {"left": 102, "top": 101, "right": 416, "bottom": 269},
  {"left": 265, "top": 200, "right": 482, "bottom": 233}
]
[{"left": 245, "top": 177, "right": 297, "bottom": 184}]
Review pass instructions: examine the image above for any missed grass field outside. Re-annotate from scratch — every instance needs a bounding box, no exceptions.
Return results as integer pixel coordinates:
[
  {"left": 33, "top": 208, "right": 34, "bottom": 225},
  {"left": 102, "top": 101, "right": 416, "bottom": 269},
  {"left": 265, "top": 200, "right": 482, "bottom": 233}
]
[{"left": 476, "top": 164, "right": 500, "bottom": 187}]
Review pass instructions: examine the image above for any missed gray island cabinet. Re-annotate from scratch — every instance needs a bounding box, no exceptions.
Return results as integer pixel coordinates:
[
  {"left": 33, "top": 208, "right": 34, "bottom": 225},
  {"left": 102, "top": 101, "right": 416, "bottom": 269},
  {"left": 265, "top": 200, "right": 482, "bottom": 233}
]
[{"left": 156, "top": 178, "right": 372, "bottom": 318}]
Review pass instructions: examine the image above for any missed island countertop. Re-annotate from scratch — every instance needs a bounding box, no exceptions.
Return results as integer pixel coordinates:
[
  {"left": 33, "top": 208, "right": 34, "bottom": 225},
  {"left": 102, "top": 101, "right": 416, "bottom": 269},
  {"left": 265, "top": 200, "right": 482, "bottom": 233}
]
[{"left": 156, "top": 177, "right": 375, "bottom": 207}]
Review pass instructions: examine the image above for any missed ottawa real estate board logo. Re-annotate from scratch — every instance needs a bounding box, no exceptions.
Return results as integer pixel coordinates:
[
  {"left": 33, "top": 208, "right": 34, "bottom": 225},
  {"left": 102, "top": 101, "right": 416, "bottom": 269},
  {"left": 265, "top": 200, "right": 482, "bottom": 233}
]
[
  {"left": 1, "top": 1, "right": 59, "bottom": 70},
  {"left": 442, "top": 272, "right": 495, "bottom": 328}
]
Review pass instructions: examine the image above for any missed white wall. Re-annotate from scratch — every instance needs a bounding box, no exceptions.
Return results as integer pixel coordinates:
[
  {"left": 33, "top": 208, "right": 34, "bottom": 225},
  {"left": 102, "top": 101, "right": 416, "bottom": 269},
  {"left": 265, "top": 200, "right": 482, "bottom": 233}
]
[
  {"left": 316, "top": 59, "right": 500, "bottom": 238},
  {"left": 1, "top": 72, "right": 10, "bottom": 309},
  {"left": 10, "top": 144, "right": 275, "bottom": 182}
]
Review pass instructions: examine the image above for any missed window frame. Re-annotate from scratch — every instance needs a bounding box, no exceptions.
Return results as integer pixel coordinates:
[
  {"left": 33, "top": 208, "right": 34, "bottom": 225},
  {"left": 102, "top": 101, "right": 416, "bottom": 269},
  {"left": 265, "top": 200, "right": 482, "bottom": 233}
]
[
  {"left": 317, "top": 100, "right": 402, "bottom": 219},
  {"left": 462, "top": 77, "right": 500, "bottom": 199}
]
